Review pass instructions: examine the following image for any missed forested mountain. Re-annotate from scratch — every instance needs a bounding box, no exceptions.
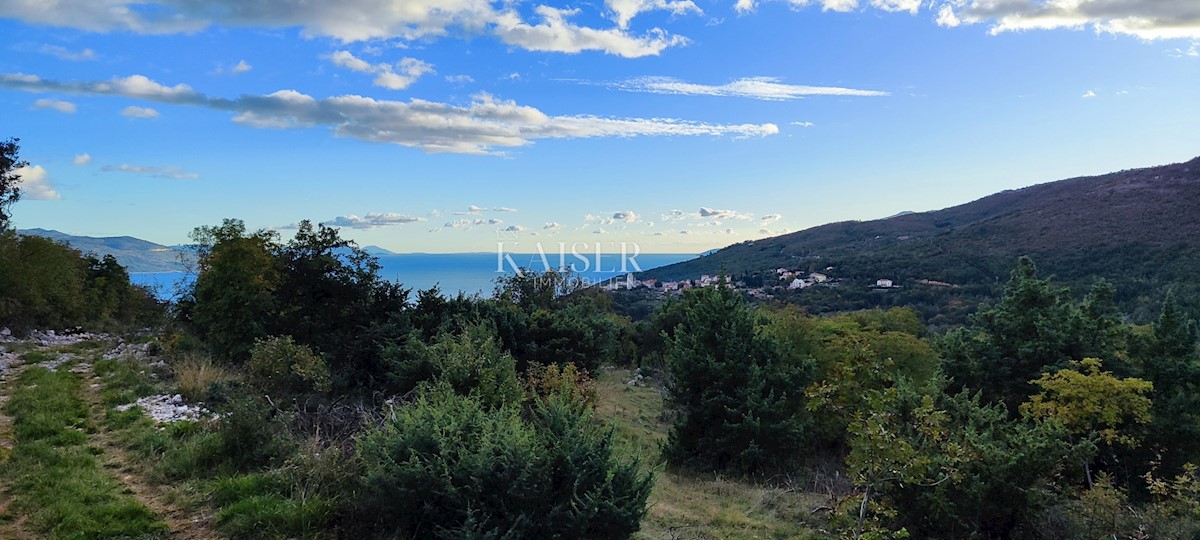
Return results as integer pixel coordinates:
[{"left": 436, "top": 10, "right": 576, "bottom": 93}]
[{"left": 641, "top": 156, "right": 1200, "bottom": 323}]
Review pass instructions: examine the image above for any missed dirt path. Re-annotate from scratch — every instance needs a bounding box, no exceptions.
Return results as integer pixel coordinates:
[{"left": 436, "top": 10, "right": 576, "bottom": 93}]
[
  {"left": 0, "top": 340, "right": 220, "bottom": 540},
  {"left": 78, "top": 366, "right": 220, "bottom": 540}
]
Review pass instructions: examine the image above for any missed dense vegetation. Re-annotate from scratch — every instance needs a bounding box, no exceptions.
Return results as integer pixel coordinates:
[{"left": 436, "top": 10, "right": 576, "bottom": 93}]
[
  {"left": 4, "top": 137, "right": 1200, "bottom": 538},
  {"left": 0, "top": 139, "right": 161, "bottom": 333}
]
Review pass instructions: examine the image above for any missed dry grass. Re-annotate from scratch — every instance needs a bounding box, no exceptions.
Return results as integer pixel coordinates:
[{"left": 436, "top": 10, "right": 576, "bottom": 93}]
[
  {"left": 594, "top": 368, "right": 832, "bottom": 540},
  {"left": 170, "top": 352, "right": 237, "bottom": 402}
]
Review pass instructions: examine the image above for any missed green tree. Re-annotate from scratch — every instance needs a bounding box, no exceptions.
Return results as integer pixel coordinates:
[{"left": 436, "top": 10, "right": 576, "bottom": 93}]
[
  {"left": 1021, "top": 358, "right": 1153, "bottom": 489},
  {"left": 271, "top": 220, "right": 409, "bottom": 389},
  {"left": 663, "top": 284, "right": 813, "bottom": 473},
  {"left": 1136, "top": 290, "right": 1200, "bottom": 477},
  {"left": 187, "top": 219, "right": 280, "bottom": 362},
  {"left": 941, "top": 257, "right": 1082, "bottom": 410},
  {"left": 0, "top": 137, "right": 27, "bottom": 229}
]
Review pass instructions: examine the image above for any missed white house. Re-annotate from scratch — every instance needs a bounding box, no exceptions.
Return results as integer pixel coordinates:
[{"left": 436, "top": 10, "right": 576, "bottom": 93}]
[{"left": 875, "top": 279, "right": 894, "bottom": 288}]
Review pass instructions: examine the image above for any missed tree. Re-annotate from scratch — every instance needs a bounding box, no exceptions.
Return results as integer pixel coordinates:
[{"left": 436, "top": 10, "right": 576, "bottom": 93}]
[
  {"left": 1021, "top": 358, "right": 1153, "bottom": 488},
  {"left": 663, "top": 284, "right": 813, "bottom": 473},
  {"left": 1, "top": 137, "right": 28, "bottom": 229},
  {"left": 941, "top": 257, "right": 1082, "bottom": 410},
  {"left": 186, "top": 219, "right": 280, "bottom": 362}
]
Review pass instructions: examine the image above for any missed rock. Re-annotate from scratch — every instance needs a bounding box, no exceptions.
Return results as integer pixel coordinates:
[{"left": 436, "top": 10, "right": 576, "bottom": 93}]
[
  {"left": 118, "top": 393, "right": 212, "bottom": 424},
  {"left": 1, "top": 327, "right": 10, "bottom": 337}
]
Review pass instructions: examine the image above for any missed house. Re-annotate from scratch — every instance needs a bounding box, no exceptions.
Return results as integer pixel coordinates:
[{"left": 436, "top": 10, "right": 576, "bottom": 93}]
[
  {"left": 809, "top": 272, "right": 829, "bottom": 283},
  {"left": 875, "top": 278, "right": 894, "bottom": 288},
  {"left": 788, "top": 278, "right": 806, "bottom": 290}
]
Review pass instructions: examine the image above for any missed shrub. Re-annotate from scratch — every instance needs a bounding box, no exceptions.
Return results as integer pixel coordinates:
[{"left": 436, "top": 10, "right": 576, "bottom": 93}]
[
  {"left": 355, "top": 388, "right": 652, "bottom": 538},
  {"left": 247, "top": 336, "right": 331, "bottom": 396}
]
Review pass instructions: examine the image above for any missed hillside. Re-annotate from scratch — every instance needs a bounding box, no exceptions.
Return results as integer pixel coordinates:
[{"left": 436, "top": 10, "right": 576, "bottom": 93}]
[
  {"left": 641, "top": 156, "right": 1200, "bottom": 324},
  {"left": 17, "top": 229, "right": 188, "bottom": 273}
]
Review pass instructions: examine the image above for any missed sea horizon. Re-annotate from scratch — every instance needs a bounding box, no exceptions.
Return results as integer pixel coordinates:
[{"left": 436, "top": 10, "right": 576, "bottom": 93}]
[{"left": 131, "top": 252, "right": 696, "bottom": 300}]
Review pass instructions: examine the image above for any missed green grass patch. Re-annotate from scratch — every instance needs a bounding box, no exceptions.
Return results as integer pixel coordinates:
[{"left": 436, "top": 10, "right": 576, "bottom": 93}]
[
  {"left": 595, "top": 368, "right": 831, "bottom": 540},
  {"left": 3, "top": 365, "right": 168, "bottom": 539},
  {"left": 94, "top": 357, "right": 161, "bottom": 407}
]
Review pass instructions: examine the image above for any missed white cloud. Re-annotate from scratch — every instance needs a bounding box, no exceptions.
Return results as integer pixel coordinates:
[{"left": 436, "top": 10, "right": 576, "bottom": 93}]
[
  {"left": 38, "top": 44, "right": 96, "bottom": 61},
  {"left": 606, "top": 0, "right": 702, "bottom": 29},
  {"left": 1082, "top": 90, "right": 1097, "bottom": 98},
  {"left": 468, "top": 204, "right": 488, "bottom": 212},
  {"left": 445, "top": 74, "right": 475, "bottom": 83},
  {"left": 14, "top": 165, "right": 61, "bottom": 200},
  {"left": 121, "top": 105, "right": 160, "bottom": 118},
  {"left": 73, "top": 153, "right": 91, "bottom": 165},
  {"left": 760, "top": 213, "right": 782, "bottom": 223},
  {"left": 231, "top": 60, "right": 253, "bottom": 74},
  {"left": 790, "top": 121, "right": 815, "bottom": 127},
  {"left": 937, "top": 0, "right": 1200, "bottom": 40},
  {"left": 33, "top": 98, "right": 76, "bottom": 113},
  {"left": 543, "top": 222, "right": 562, "bottom": 230},
  {"left": 502, "top": 224, "right": 527, "bottom": 232},
  {"left": 102, "top": 163, "right": 199, "bottom": 180},
  {"left": 612, "top": 76, "right": 889, "bottom": 100},
  {"left": 2, "top": 72, "right": 780, "bottom": 155},
  {"left": 698, "top": 207, "right": 751, "bottom": 220},
  {"left": 936, "top": 5, "right": 961, "bottom": 27},
  {"left": 323, "top": 212, "right": 426, "bottom": 229},
  {"left": 494, "top": 206, "right": 517, "bottom": 212},
  {"left": 330, "top": 51, "right": 434, "bottom": 90},
  {"left": 1, "top": 0, "right": 690, "bottom": 57},
  {"left": 611, "top": 210, "right": 639, "bottom": 222},
  {"left": 493, "top": 6, "right": 687, "bottom": 57}
]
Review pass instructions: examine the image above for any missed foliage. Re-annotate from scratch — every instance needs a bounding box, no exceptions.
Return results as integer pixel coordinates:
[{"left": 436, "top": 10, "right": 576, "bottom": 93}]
[
  {"left": 396, "top": 323, "right": 523, "bottom": 409},
  {"left": 1021, "top": 358, "right": 1152, "bottom": 448},
  {"left": 355, "top": 388, "right": 653, "bottom": 538},
  {"left": 0, "top": 229, "right": 161, "bottom": 332},
  {"left": 941, "top": 257, "right": 1084, "bottom": 409},
  {"left": 186, "top": 219, "right": 280, "bottom": 362},
  {"left": 0, "top": 137, "right": 26, "bottom": 229},
  {"left": 247, "top": 335, "right": 332, "bottom": 396},
  {"left": 844, "top": 385, "right": 1088, "bottom": 539},
  {"left": 663, "top": 284, "right": 814, "bottom": 473}
]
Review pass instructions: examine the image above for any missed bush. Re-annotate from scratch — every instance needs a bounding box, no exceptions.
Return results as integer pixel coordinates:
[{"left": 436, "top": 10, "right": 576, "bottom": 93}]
[
  {"left": 247, "top": 336, "right": 331, "bottom": 396},
  {"left": 355, "top": 388, "right": 652, "bottom": 538}
]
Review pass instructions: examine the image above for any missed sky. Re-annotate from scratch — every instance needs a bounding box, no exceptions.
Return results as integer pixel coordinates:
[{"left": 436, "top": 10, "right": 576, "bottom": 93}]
[{"left": 2, "top": 0, "right": 1198, "bottom": 254}]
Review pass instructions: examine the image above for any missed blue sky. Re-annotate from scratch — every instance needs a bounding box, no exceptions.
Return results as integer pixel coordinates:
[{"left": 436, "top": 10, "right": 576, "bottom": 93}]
[{"left": 2, "top": 0, "right": 1197, "bottom": 253}]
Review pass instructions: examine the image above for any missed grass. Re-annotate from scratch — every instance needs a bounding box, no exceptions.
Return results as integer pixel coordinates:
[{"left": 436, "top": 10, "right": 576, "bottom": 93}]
[
  {"left": 594, "top": 368, "right": 832, "bottom": 540},
  {"left": 2, "top": 363, "right": 168, "bottom": 539},
  {"left": 97, "top": 348, "right": 341, "bottom": 539},
  {"left": 169, "top": 352, "right": 237, "bottom": 402}
]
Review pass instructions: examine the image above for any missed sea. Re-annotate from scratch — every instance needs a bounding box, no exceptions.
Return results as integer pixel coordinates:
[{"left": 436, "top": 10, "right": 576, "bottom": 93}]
[{"left": 130, "top": 252, "right": 695, "bottom": 301}]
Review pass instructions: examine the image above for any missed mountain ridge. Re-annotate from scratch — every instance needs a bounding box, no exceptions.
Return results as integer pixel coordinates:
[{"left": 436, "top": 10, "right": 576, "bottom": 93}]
[{"left": 640, "top": 156, "right": 1200, "bottom": 323}]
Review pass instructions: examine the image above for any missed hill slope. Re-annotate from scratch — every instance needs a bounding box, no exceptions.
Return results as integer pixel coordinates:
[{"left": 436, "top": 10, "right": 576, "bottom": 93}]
[
  {"left": 641, "top": 156, "right": 1200, "bottom": 323},
  {"left": 17, "top": 229, "right": 188, "bottom": 273}
]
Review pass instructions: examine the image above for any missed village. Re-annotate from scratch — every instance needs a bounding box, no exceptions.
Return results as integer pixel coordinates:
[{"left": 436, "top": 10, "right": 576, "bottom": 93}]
[{"left": 602, "top": 266, "right": 914, "bottom": 299}]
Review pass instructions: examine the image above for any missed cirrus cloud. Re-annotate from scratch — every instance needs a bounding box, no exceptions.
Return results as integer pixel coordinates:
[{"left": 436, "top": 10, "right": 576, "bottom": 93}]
[{"left": 611, "top": 76, "right": 889, "bottom": 100}]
